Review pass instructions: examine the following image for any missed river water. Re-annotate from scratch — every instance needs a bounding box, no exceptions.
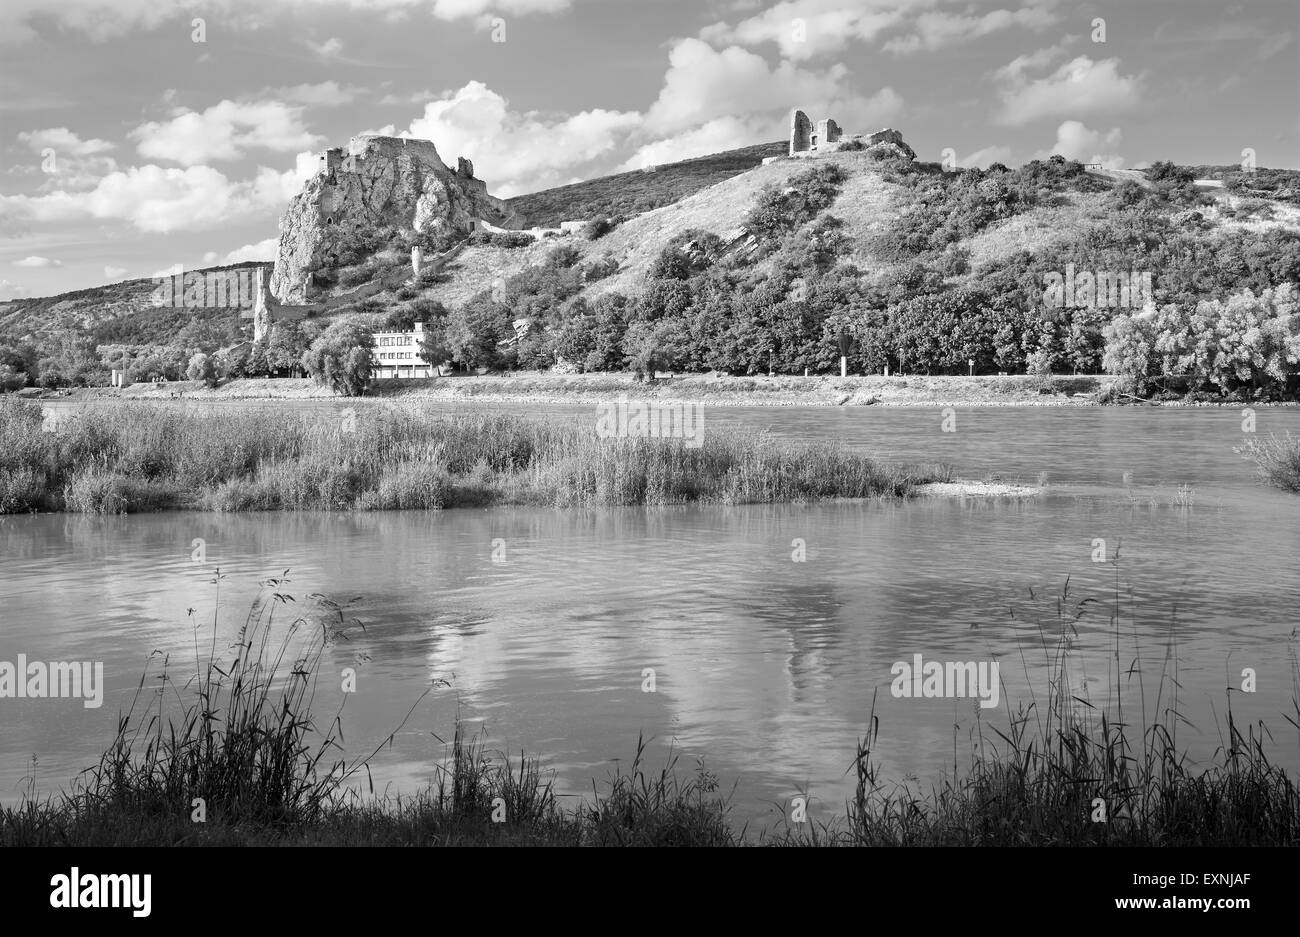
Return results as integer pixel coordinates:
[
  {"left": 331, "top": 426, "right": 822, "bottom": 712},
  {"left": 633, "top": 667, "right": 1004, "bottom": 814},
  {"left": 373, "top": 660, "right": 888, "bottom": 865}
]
[{"left": 3, "top": 402, "right": 1298, "bottom": 827}]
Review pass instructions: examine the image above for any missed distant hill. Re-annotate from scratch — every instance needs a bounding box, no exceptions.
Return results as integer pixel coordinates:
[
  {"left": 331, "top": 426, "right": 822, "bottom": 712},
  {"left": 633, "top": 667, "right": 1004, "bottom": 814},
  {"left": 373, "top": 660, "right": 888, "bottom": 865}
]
[
  {"left": 0, "top": 262, "right": 269, "bottom": 346},
  {"left": 3, "top": 141, "right": 1298, "bottom": 387},
  {"left": 505, "top": 141, "right": 787, "bottom": 227}
]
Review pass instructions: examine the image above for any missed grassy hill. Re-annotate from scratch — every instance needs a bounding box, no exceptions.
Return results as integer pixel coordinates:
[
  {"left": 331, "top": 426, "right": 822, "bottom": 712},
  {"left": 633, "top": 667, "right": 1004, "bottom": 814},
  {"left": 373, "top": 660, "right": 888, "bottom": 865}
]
[
  {"left": 3, "top": 143, "right": 1299, "bottom": 398},
  {"left": 505, "top": 141, "right": 787, "bottom": 227},
  {"left": 0, "top": 262, "right": 269, "bottom": 347}
]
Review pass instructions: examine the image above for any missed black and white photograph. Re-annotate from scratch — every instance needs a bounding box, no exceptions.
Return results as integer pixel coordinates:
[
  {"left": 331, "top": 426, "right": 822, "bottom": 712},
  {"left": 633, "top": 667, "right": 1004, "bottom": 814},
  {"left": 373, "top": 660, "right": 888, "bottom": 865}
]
[{"left": 0, "top": 0, "right": 1296, "bottom": 917}]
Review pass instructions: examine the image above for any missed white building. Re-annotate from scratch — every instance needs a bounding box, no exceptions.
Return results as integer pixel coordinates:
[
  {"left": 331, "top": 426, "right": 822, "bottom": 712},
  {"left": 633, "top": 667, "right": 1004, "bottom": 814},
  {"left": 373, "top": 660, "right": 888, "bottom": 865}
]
[{"left": 371, "top": 321, "right": 437, "bottom": 378}]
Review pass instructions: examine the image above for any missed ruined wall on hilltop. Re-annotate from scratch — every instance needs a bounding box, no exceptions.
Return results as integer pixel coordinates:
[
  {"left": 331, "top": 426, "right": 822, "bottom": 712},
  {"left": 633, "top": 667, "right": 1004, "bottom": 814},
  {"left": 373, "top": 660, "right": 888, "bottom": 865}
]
[{"left": 269, "top": 135, "right": 522, "bottom": 304}]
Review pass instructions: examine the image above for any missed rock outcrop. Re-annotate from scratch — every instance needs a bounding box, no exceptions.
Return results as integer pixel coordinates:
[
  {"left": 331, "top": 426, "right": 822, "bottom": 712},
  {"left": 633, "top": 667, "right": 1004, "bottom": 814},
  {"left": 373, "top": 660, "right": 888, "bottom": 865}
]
[{"left": 269, "top": 134, "right": 521, "bottom": 304}]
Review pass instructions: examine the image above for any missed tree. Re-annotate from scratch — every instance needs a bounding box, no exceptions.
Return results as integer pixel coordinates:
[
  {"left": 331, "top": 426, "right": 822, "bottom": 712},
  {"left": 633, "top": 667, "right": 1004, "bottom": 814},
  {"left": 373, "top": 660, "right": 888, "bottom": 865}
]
[
  {"left": 447, "top": 300, "right": 511, "bottom": 371},
  {"left": 0, "top": 364, "right": 27, "bottom": 392},
  {"left": 301, "top": 320, "right": 375, "bottom": 396},
  {"left": 186, "top": 352, "right": 219, "bottom": 387},
  {"left": 266, "top": 321, "right": 310, "bottom": 376}
]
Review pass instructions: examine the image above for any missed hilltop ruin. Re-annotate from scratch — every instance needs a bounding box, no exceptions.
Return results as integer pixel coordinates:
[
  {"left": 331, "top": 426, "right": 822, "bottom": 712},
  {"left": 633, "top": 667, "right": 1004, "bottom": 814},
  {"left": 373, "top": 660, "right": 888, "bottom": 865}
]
[
  {"left": 268, "top": 134, "right": 521, "bottom": 305},
  {"left": 787, "top": 109, "right": 916, "bottom": 161}
]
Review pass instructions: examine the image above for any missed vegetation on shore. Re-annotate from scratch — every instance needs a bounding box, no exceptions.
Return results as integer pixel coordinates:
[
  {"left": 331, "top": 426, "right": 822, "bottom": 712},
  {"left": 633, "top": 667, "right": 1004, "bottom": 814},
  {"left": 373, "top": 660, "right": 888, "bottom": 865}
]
[
  {"left": 1236, "top": 432, "right": 1300, "bottom": 492},
  {"left": 0, "top": 398, "right": 947, "bottom": 515},
  {"left": 3, "top": 570, "right": 1296, "bottom": 846}
]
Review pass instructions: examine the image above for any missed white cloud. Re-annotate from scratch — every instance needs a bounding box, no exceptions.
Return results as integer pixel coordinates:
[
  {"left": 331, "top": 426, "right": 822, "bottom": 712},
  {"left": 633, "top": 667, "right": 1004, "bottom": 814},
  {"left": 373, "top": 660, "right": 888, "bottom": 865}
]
[
  {"left": 304, "top": 36, "right": 344, "bottom": 58},
  {"left": 700, "top": 0, "right": 906, "bottom": 61},
  {"left": 646, "top": 39, "right": 852, "bottom": 135},
  {"left": 404, "top": 81, "right": 641, "bottom": 197},
  {"left": 429, "top": 0, "right": 572, "bottom": 20},
  {"left": 14, "top": 255, "right": 62, "bottom": 267},
  {"left": 17, "top": 127, "right": 115, "bottom": 155},
  {"left": 131, "top": 99, "right": 324, "bottom": 165},
  {"left": 0, "top": 162, "right": 303, "bottom": 233},
  {"left": 103, "top": 265, "right": 128, "bottom": 280},
  {"left": 266, "top": 81, "right": 363, "bottom": 107},
  {"left": 1036, "top": 120, "right": 1124, "bottom": 168},
  {"left": 884, "top": 6, "right": 1057, "bottom": 54},
  {"left": 217, "top": 237, "right": 279, "bottom": 264},
  {"left": 958, "top": 145, "right": 1013, "bottom": 169},
  {"left": 0, "top": 0, "right": 580, "bottom": 45},
  {"left": 0, "top": 279, "right": 31, "bottom": 300},
  {"left": 996, "top": 55, "right": 1142, "bottom": 126},
  {"left": 620, "top": 117, "right": 768, "bottom": 171}
]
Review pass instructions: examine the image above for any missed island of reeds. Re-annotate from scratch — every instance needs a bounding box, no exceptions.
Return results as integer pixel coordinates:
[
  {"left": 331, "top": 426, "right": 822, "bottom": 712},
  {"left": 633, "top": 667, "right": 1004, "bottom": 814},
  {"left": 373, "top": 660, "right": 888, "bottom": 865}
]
[{"left": 0, "top": 399, "right": 950, "bottom": 514}]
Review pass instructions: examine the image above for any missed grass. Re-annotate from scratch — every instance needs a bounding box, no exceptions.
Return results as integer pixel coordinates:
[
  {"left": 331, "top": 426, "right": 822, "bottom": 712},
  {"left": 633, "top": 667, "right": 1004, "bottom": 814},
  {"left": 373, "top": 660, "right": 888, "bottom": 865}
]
[
  {"left": 1236, "top": 432, "right": 1300, "bottom": 492},
  {"left": 504, "top": 141, "right": 786, "bottom": 227},
  {"left": 0, "top": 398, "right": 949, "bottom": 514},
  {"left": 2, "top": 563, "right": 1297, "bottom": 847}
]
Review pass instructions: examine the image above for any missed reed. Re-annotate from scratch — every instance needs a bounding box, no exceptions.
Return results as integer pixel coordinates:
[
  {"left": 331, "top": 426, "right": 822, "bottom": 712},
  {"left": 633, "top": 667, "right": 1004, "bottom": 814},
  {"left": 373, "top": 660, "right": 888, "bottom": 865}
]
[
  {"left": 1236, "top": 432, "right": 1300, "bottom": 493},
  {"left": 2, "top": 569, "right": 1295, "bottom": 846},
  {"left": 0, "top": 398, "right": 948, "bottom": 514}
]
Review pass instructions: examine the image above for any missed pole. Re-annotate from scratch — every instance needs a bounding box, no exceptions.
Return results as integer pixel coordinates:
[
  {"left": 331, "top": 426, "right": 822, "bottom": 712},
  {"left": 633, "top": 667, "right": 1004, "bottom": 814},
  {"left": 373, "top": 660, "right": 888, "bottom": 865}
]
[{"left": 840, "top": 356, "right": 847, "bottom": 378}]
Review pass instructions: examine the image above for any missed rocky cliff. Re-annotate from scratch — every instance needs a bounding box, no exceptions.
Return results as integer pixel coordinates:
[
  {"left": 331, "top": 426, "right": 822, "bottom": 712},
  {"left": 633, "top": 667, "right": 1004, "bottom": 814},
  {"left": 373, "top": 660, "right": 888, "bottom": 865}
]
[{"left": 269, "top": 135, "right": 521, "bottom": 304}]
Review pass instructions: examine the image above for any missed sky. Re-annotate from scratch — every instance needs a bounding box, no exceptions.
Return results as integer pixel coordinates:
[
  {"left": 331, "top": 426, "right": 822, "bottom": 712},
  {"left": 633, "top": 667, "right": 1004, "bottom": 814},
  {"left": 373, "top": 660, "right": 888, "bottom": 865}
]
[{"left": 1, "top": 0, "right": 1297, "bottom": 299}]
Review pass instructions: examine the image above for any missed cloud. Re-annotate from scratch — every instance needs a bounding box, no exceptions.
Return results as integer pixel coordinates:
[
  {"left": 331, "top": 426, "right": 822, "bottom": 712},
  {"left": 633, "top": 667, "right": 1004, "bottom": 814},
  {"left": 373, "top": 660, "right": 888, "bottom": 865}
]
[
  {"left": 0, "top": 0, "right": 581, "bottom": 45},
  {"left": 103, "top": 265, "right": 128, "bottom": 280},
  {"left": 0, "top": 162, "right": 304, "bottom": 233},
  {"left": 13, "top": 255, "right": 62, "bottom": 267},
  {"left": 0, "top": 279, "right": 31, "bottom": 300},
  {"left": 957, "top": 145, "right": 1013, "bottom": 169},
  {"left": 700, "top": 0, "right": 906, "bottom": 61},
  {"left": 1036, "top": 120, "right": 1124, "bottom": 168},
  {"left": 647, "top": 39, "right": 841, "bottom": 134},
  {"left": 995, "top": 55, "right": 1142, "bottom": 126},
  {"left": 404, "top": 81, "right": 641, "bottom": 197},
  {"left": 17, "top": 127, "right": 115, "bottom": 155},
  {"left": 266, "top": 81, "right": 363, "bottom": 107},
  {"left": 304, "top": 36, "right": 345, "bottom": 58},
  {"left": 883, "top": 6, "right": 1057, "bottom": 54},
  {"left": 202, "top": 237, "right": 279, "bottom": 265},
  {"left": 619, "top": 116, "right": 768, "bottom": 171},
  {"left": 131, "top": 100, "right": 324, "bottom": 165},
  {"left": 429, "top": 0, "right": 573, "bottom": 20}
]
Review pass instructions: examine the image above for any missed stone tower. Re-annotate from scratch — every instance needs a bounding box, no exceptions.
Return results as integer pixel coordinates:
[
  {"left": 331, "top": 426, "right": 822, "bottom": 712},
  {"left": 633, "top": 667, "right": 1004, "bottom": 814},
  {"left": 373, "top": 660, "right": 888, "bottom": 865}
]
[{"left": 789, "top": 109, "right": 812, "bottom": 156}]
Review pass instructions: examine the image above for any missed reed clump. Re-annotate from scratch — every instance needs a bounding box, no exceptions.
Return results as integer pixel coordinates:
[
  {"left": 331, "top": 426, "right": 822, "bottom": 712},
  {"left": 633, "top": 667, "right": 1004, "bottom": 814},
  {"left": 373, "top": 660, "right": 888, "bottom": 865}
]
[
  {"left": 0, "top": 398, "right": 948, "bottom": 514},
  {"left": 3, "top": 567, "right": 1295, "bottom": 846},
  {"left": 1236, "top": 432, "right": 1300, "bottom": 492}
]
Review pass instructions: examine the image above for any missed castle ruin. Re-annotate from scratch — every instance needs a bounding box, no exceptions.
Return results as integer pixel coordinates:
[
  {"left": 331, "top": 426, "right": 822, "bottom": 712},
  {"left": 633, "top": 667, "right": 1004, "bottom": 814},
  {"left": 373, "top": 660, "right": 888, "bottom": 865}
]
[{"left": 787, "top": 109, "right": 915, "bottom": 160}]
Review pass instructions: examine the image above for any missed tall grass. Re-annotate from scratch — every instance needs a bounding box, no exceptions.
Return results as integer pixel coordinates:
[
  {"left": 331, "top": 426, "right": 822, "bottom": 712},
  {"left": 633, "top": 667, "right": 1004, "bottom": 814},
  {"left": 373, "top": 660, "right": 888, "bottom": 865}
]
[
  {"left": 1236, "top": 432, "right": 1300, "bottom": 492},
  {"left": 0, "top": 398, "right": 949, "bottom": 514},
  {"left": 2, "top": 564, "right": 1296, "bottom": 846},
  {"left": 781, "top": 566, "right": 1300, "bottom": 846}
]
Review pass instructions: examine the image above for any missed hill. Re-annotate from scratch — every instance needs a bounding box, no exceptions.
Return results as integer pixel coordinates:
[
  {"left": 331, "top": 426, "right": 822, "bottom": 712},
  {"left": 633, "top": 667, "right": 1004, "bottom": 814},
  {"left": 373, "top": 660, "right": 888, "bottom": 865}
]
[
  {"left": 2, "top": 142, "right": 1299, "bottom": 399},
  {"left": 504, "top": 141, "right": 787, "bottom": 227}
]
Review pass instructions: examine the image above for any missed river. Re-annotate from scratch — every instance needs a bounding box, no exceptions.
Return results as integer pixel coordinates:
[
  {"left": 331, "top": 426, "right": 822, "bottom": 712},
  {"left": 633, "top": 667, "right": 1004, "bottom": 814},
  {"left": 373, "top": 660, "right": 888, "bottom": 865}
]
[{"left": 2, "top": 402, "right": 1298, "bottom": 827}]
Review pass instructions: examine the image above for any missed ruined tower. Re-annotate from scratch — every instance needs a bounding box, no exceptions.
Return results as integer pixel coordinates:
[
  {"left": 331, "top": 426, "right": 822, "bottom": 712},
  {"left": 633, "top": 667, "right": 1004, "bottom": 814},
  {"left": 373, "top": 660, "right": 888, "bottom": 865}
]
[{"left": 789, "top": 109, "right": 812, "bottom": 156}]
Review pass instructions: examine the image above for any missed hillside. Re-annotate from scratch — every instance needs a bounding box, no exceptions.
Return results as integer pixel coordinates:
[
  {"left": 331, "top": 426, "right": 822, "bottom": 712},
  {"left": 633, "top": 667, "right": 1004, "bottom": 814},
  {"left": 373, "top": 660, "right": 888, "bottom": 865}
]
[
  {"left": 0, "top": 263, "right": 269, "bottom": 347},
  {"left": 3, "top": 142, "right": 1298, "bottom": 399},
  {"left": 504, "top": 141, "right": 787, "bottom": 227}
]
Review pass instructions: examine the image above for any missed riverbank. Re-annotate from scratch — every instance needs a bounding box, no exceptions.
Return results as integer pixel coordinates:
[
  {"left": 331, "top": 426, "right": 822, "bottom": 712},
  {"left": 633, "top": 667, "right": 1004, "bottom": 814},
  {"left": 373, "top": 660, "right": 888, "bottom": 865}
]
[
  {"left": 4, "top": 580, "right": 1295, "bottom": 846},
  {"left": 39, "top": 372, "right": 1118, "bottom": 407},
  {"left": 0, "top": 398, "right": 957, "bottom": 514}
]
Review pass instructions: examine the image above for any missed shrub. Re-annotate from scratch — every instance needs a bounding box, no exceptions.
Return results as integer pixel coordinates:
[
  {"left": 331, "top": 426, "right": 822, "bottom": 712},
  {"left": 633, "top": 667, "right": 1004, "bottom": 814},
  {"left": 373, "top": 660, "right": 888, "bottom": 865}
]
[
  {"left": 301, "top": 321, "right": 376, "bottom": 396},
  {"left": 186, "top": 352, "right": 218, "bottom": 387},
  {"left": 583, "top": 217, "right": 616, "bottom": 240}
]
